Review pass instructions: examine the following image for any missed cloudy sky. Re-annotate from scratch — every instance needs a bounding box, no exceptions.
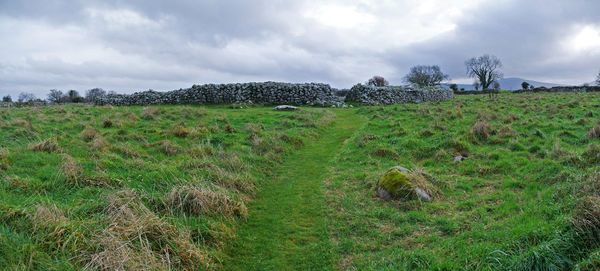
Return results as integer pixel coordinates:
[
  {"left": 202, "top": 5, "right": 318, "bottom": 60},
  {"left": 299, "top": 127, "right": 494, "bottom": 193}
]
[{"left": 1, "top": 0, "right": 599, "bottom": 97}]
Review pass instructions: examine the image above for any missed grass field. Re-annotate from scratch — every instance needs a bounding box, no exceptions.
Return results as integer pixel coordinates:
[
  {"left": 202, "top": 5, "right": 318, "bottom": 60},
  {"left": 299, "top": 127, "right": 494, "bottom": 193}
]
[
  {"left": 326, "top": 93, "right": 600, "bottom": 270},
  {"left": 0, "top": 105, "right": 334, "bottom": 270},
  {"left": 1, "top": 92, "right": 600, "bottom": 270}
]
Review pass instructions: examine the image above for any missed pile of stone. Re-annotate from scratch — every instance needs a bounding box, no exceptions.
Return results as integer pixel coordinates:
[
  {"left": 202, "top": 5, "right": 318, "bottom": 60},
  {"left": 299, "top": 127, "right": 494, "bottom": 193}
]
[
  {"left": 345, "top": 84, "right": 455, "bottom": 105},
  {"left": 95, "top": 82, "right": 341, "bottom": 106}
]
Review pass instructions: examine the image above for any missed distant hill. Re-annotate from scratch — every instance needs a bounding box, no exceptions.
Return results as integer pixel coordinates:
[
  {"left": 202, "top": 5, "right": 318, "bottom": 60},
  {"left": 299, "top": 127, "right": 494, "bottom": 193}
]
[{"left": 444, "top": 77, "right": 563, "bottom": 91}]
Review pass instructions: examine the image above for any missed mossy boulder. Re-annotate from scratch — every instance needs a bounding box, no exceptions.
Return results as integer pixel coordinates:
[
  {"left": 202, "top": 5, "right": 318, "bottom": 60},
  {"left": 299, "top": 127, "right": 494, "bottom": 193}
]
[{"left": 377, "top": 166, "right": 433, "bottom": 202}]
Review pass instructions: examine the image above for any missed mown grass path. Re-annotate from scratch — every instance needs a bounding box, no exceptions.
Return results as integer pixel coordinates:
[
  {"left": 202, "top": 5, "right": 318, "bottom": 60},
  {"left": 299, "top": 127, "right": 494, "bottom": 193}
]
[{"left": 224, "top": 109, "right": 364, "bottom": 270}]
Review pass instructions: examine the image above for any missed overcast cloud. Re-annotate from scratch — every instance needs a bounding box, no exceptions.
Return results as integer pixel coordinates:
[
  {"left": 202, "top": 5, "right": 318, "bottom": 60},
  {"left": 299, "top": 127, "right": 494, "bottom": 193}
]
[{"left": 1, "top": 0, "right": 599, "bottom": 97}]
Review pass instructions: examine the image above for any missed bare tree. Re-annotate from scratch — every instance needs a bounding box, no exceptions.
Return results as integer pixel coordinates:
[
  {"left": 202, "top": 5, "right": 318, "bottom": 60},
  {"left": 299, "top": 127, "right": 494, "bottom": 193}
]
[
  {"left": 17, "top": 92, "right": 36, "bottom": 103},
  {"left": 367, "top": 76, "right": 389, "bottom": 87},
  {"left": 85, "top": 88, "right": 106, "bottom": 103},
  {"left": 465, "top": 54, "right": 503, "bottom": 90},
  {"left": 404, "top": 65, "right": 449, "bottom": 87},
  {"left": 47, "top": 89, "right": 65, "bottom": 104}
]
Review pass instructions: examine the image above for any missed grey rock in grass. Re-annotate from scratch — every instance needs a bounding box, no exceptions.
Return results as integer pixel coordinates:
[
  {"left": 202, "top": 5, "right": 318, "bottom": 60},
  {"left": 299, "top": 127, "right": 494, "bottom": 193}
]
[
  {"left": 274, "top": 105, "right": 298, "bottom": 111},
  {"left": 453, "top": 155, "right": 466, "bottom": 163}
]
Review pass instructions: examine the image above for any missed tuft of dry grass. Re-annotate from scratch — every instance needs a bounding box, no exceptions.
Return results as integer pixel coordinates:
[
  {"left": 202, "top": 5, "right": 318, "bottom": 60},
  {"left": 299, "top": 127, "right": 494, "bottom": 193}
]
[
  {"left": 140, "top": 107, "right": 159, "bottom": 120},
  {"left": 171, "top": 122, "right": 190, "bottom": 138},
  {"left": 150, "top": 140, "right": 179, "bottom": 156},
  {"left": 61, "top": 154, "right": 82, "bottom": 185},
  {"left": 91, "top": 136, "right": 109, "bottom": 150},
  {"left": 31, "top": 203, "right": 67, "bottom": 228},
  {"left": 498, "top": 125, "right": 516, "bottom": 138},
  {"left": 504, "top": 114, "right": 518, "bottom": 123},
  {"left": 472, "top": 120, "right": 492, "bottom": 139},
  {"left": 166, "top": 186, "right": 248, "bottom": 218},
  {"left": 456, "top": 107, "right": 464, "bottom": 119},
  {"left": 588, "top": 124, "right": 600, "bottom": 139},
  {"left": 80, "top": 126, "right": 99, "bottom": 141},
  {"left": 0, "top": 147, "right": 9, "bottom": 170},
  {"left": 224, "top": 123, "right": 237, "bottom": 133},
  {"left": 12, "top": 119, "right": 36, "bottom": 131},
  {"left": 86, "top": 190, "right": 208, "bottom": 270},
  {"left": 582, "top": 144, "right": 600, "bottom": 165},
  {"left": 29, "top": 138, "right": 61, "bottom": 153},
  {"left": 572, "top": 195, "right": 600, "bottom": 248},
  {"left": 370, "top": 147, "right": 399, "bottom": 159},
  {"left": 245, "top": 123, "right": 263, "bottom": 135},
  {"left": 102, "top": 119, "right": 113, "bottom": 128}
]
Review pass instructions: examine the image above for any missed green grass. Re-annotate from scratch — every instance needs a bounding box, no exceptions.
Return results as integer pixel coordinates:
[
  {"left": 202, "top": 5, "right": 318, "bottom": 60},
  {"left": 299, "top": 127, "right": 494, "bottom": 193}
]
[
  {"left": 224, "top": 110, "right": 365, "bottom": 270},
  {"left": 0, "top": 104, "right": 334, "bottom": 270},
  {"left": 2, "top": 92, "right": 600, "bottom": 270},
  {"left": 325, "top": 93, "right": 600, "bottom": 270}
]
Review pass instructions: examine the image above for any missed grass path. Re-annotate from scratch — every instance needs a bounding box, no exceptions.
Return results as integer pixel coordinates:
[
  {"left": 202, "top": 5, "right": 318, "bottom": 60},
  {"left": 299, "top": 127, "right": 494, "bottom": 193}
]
[{"left": 224, "top": 109, "right": 364, "bottom": 270}]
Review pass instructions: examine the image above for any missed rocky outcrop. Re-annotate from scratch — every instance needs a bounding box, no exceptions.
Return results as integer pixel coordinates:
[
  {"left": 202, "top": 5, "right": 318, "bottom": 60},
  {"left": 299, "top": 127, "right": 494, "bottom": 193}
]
[
  {"left": 345, "top": 84, "right": 455, "bottom": 105},
  {"left": 95, "top": 82, "right": 341, "bottom": 106}
]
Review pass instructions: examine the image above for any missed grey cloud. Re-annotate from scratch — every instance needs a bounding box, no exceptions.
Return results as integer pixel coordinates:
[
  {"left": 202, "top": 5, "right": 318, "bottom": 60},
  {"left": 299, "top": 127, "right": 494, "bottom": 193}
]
[{"left": 1, "top": 0, "right": 599, "bottom": 97}]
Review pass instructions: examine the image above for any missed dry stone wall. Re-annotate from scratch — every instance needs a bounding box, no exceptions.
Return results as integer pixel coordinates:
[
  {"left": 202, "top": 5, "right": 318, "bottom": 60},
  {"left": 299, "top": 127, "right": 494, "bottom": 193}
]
[
  {"left": 95, "top": 82, "right": 341, "bottom": 106},
  {"left": 345, "top": 84, "right": 455, "bottom": 104}
]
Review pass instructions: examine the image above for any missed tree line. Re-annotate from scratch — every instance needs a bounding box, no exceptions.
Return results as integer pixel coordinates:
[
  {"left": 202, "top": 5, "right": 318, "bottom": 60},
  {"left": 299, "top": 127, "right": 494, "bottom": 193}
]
[
  {"left": 367, "top": 54, "right": 600, "bottom": 91},
  {"left": 1, "top": 88, "right": 109, "bottom": 104}
]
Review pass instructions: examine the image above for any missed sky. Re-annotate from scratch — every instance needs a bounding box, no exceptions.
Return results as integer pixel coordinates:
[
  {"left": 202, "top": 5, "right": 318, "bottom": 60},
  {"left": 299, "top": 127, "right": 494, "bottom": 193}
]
[{"left": 1, "top": 0, "right": 600, "bottom": 98}]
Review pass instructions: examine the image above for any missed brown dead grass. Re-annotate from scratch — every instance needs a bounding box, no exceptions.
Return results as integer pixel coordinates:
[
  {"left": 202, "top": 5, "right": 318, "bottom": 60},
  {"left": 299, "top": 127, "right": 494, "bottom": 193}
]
[
  {"left": 80, "top": 126, "right": 99, "bottom": 142},
  {"left": 166, "top": 186, "right": 248, "bottom": 218},
  {"left": 0, "top": 147, "right": 9, "bottom": 170},
  {"left": 12, "top": 119, "right": 35, "bottom": 131},
  {"left": 61, "top": 154, "right": 82, "bottom": 185},
  {"left": 588, "top": 124, "right": 600, "bottom": 139},
  {"left": 498, "top": 125, "right": 517, "bottom": 138},
  {"left": 86, "top": 190, "right": 207, "bottom": 270},
  {"left": 91, "top": 136, "right": 109, "bottom": 150},
  {"left": 472, "top": 120, "right": 492, "bottom": 139},
  {"left": 171, "top": 122, "right": 190, "bottom": 138},
  {"left": 29, "top": 138, "right": 61, "bottom": 153},
  {"left": 140, "top": 107, "right": 159, "bottom": 120},
  {"left": 572, "top": 195, "right": 600, "bottom": 248},
  {"left": 31, "top": 203, "right": 68, "bottom": 227},
  {"left": 370, "top": 147, "right": 399, "bottom": 159},
  {"left": 150, "top": 140, "right": 179, "bottom": 156}
]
